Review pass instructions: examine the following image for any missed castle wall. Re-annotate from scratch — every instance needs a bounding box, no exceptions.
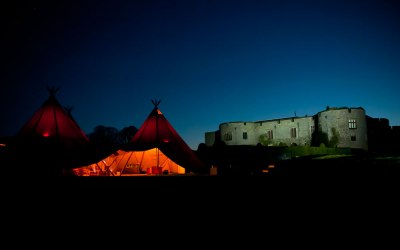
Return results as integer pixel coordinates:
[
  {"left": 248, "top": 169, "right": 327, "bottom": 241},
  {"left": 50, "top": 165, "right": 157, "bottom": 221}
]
[
  {"left": 317, "top": 108, "right": 368, "bottom": 150},
  {"left": 206, "top": 106, "right": 369, "bottom": 151},
  {"left": 219, "top": 122, "right": 257, "bottom": 146},
  {"left": 219, "top": 116, "right": 315, "bottom": 146}
]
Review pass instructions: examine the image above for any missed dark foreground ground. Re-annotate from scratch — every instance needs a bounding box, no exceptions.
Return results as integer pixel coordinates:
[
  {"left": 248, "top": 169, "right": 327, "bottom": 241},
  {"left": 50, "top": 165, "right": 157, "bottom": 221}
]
[
  {"left": 7, "top": 157, "right": 398, "bottom": 246},
  {"left": 25, "top": 155, "right": 398, "bottom": 195},
  {"left": 8, "top": 154, "right": 398, "bottom": 204},
  {"left": 7, "top": 156, "right": 396, "bottom": 227}
]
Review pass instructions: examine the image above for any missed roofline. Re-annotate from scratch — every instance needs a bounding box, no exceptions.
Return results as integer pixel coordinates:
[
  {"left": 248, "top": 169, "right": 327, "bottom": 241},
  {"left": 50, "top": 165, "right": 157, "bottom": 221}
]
[
  {"left": 316, "top": 106, "right": 365, "bottom": 115},
  {"left": 220, "top": 115, "right": 313, "bottom": 126},
  {"left": 219, "top": 106, "right": 366, "bottom": 126}
]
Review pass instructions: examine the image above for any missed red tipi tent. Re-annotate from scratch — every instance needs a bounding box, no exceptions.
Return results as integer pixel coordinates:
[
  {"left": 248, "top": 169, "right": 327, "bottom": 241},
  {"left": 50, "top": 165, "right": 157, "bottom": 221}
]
[
  {"left": 125, "top": 100, "right": 207, "bottom": 174},
  {"left": 12, "top": 87, "right": 94, "bottom": 176}
]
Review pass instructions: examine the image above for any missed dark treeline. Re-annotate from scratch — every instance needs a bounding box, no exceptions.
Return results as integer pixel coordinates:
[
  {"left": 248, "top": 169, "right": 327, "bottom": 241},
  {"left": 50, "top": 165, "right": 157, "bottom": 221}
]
[{"left": 87, "top": 125, "right": 138, "bottom": 160}]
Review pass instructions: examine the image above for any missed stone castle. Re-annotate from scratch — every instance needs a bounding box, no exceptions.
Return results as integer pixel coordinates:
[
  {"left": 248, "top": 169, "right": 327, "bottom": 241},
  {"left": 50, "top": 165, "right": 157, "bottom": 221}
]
[{"left": 205, "top": 106, "right": 400, "bottom": 153}]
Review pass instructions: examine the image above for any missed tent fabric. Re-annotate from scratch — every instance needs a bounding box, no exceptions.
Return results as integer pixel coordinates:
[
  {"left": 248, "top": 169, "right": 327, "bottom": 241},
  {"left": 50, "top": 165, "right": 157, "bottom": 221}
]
[
  {"left": 12, "top": 91, "right": 94, "bottom": 175},
  {"left": 109, "top": 149, "right": 185, "bottom": 174},
  {"left": 75, "top": 148, "right": 185, "bottom": 176},
  {"left": 126, "top": 105, "right": 206, "bottom": 173},
  {"left": 17, "top": 94, "right": 90, "bottom": 147}
]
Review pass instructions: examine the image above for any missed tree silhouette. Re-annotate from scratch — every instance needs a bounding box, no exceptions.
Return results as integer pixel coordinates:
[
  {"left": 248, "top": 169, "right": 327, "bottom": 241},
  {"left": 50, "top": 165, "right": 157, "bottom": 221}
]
[
  {"left": 119, "top": 126, "right": 138, "bottom": 145},
  {"left": 88, "top": 125, "right": 120, "bottom": 159}
]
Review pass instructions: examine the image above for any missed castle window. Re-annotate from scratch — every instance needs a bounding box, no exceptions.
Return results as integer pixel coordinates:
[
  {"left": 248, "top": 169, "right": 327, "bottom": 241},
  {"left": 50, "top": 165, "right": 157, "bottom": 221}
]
[
  {"left": 259, "top": 122, "right": 262, "bottom": 126},
  {"left": 243, "top": 132, "right": 248, "bottom": 140},
  {"left": 266, "top": 130, "right": 273, "bottom": 140},
  {"left": 351, "top": 135, "right": 356, "bottom": 141},
  {"left": 311, "top": 125, "right": 315, "bottom": 133},
  {"left": 278, "top": 120, "right": 280, "bottom": 124},
  {"left": 291, "top": 118, "right": 294, "bottom": 122},
  {"left": 290, "top": 128, "right": 297, "bottom": 138},
  {"left": 244, "top": 122, "right": 246, "bottom": 125},
  {"left": 349, "top": 119, "right": 357, "bottom": 129},
  {"left": 224, "top": 132, "right": 232, "bottom": 141}
]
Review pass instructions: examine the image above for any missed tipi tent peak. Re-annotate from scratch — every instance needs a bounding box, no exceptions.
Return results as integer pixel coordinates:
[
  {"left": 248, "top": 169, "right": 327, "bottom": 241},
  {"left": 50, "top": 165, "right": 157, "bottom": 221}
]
[{"left": 151, "top": 99, "right": 161, "bottom": 107}]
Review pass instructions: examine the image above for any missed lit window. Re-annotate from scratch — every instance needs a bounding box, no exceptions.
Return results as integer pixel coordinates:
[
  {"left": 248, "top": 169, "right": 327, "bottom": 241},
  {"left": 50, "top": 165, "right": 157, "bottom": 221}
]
[
  {"left": 243, "top": 132, "right": 247, "bottom": 140},
  {"left": 349, "top": 119, "right": 357, "bottom": 129},
  {"left": 290, "top": 128, "right": 297, "bottom": 138}
]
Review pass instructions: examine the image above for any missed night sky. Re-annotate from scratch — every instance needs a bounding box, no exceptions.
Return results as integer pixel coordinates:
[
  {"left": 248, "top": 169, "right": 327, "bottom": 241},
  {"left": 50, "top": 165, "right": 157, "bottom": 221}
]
[{"left": 2, "top": 0, "right": 399, "bottom": 149}]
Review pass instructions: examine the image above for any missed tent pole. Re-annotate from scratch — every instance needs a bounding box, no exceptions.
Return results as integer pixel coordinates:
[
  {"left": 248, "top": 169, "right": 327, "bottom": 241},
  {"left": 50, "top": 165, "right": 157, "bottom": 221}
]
[
  {"left": 157, "top": 147, "right": 159, "bottom": 169},
  {"left": 154, "top": 100, "right": 160, "bottom": 168}
]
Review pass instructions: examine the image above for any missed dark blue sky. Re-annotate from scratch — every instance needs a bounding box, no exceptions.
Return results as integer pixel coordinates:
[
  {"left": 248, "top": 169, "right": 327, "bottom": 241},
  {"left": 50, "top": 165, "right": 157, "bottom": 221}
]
[{"left": 2, "top": 0, "right": 399, "bottom": 149}]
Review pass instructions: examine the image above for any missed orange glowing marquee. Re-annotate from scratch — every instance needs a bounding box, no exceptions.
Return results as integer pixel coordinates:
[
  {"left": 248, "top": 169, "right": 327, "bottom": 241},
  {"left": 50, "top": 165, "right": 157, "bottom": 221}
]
[{"left": 74, "top": 148, "right": 185, "bottom": 176}]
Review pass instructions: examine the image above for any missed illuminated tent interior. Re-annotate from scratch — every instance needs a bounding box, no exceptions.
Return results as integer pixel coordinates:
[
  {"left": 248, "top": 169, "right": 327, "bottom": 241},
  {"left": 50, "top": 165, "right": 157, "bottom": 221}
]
[
  {"left": 12, "top": 87, "right": 94, "bottom": 175},
  {"left": 74, "top": 148, "right": 185, "bottom": 176},
  {"left": 74, "top": 100, "right": 206, "bottom": 176}
]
